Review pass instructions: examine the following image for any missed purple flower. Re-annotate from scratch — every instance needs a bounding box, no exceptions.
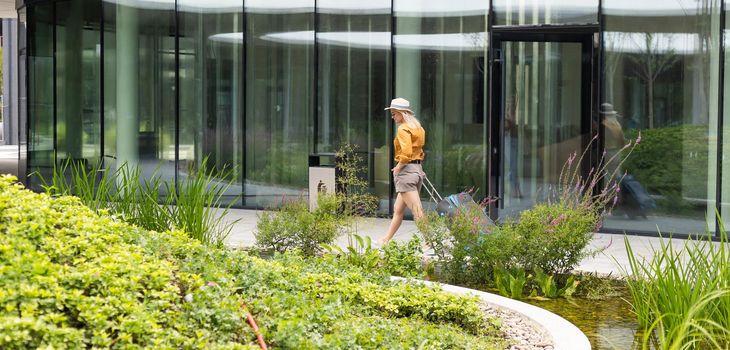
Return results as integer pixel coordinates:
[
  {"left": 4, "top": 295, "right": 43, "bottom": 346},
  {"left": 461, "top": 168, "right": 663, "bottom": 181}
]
[{"left": 207, "top": 281, "right": 218, "bottom": 287}]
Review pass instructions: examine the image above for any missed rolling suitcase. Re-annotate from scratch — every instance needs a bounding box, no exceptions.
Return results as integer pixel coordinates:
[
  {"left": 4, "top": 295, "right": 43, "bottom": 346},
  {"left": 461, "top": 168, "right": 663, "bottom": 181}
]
[
  {"left": 422, "top": 176, "right": 494, "bottom": 234},
  {"left": 620, "top": 174, "right": 656, "bottom": 219}
]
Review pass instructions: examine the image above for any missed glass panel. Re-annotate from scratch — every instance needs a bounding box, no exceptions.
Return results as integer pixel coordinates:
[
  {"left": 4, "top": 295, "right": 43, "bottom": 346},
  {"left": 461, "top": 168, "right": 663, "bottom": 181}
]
[
  {"left": 394, "top": 0, "right": 489, "bottom": 204},
  {"left": 602, "top": 0, "right": 721, "bottom": 235},
  {"left": 178, "top": 0, "right": 243, "bottom": 205},
  {"left": 27, "top": 3, "right": 54, "bottom": 189},
  {"left": 494, "top": 0, "right": 598, "bottom": 25},
  {"left": 56, "top": 0, "right": 101, "bottom": 167},
  {"left": 245, "top": 0, "right": 314, "bottom": 207},
  {"left": 103, "top": 0, "right": 177, "bottom": 186},
  {"left": 499, "top": 41, "right": 586, "bottom": 220},
  {"left": 317, "top": 0, "right": 391, "bottom": 212}
]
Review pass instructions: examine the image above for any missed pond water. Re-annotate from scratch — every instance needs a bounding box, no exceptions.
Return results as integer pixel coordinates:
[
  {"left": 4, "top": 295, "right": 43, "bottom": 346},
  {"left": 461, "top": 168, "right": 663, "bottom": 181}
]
[{"left": 524, "top": 291, "right": 646, "bottom": 350}]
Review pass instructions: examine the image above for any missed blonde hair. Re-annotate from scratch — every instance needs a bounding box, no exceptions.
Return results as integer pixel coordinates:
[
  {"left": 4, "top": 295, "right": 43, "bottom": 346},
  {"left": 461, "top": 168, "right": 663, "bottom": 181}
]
[{"left": 398, "top": 110, "right": 422, "bottom": 129}]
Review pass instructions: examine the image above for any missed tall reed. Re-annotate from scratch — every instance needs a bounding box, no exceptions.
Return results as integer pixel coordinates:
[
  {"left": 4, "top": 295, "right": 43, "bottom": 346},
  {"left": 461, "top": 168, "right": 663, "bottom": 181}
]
[
  {"left": 35, "top": 156, "right": 239, "bottom": 246},
  {"left": 622, "top": 216, "right": 730, "bottom": 349},
  {"left": 167, "top": 158, "right": 239, "bottom": 246}
]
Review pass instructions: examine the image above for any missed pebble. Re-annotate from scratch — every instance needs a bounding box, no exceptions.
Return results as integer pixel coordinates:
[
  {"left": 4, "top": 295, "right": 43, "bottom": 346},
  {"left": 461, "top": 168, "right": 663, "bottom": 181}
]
[{"left": 479, "top": 302, "right": 554, "bottom": 350}]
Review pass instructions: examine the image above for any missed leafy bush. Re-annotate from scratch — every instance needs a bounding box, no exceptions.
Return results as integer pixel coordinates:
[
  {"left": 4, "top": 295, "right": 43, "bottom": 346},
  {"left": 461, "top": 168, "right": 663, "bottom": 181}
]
[
  {"left": 254, "top": 193, "right": 346, "bottom": 256},
  {"left": 0, "top": 175, "right": 504, "bottom": 349},
  {"left": 381, "top": 236, "right": 424, "bottom": 278},
  {"left": 0, "top": 176, "right": 255, "bottom": 349},
  {"left": 507, "top": 203, "right": 599, "bottom": 275},
  {"left": 322, "top": 234, "right": 381, "bottom": 271}
]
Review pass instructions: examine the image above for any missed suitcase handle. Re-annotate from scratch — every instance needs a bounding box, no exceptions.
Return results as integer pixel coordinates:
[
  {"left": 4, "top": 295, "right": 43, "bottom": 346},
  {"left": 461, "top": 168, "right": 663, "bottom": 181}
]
[{"left": 422, "top": 175, "right": 443, "bottom": 204}]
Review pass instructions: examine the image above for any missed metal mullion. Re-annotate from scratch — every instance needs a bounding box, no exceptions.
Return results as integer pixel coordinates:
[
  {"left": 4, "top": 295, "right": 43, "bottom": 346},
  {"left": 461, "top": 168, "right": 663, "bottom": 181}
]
[
  {"left": 388, "top": 0, "right": 394, "bottom": 216},
  {"left": 174, "top": 0, "right": 180, "bottom": 194},
  {"left": 717, "top": 0, "right": 726, "bottom": 237},
  {"left": 241, "top": 0, "right": 246, "bottom": 207},
  {"left": 52, "top": 1, "right": 57, "bottom": 166},
  {"left": 100, "top": 0, "right": 104, "bottom": 166}
]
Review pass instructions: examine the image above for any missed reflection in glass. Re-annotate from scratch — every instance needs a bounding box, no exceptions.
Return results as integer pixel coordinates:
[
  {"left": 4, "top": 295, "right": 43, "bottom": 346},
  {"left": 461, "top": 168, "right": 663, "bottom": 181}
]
[
  {"left": 27, "top": 3, "right": 54, "bottom": 188},
  {"left": 56, "top": 0, "right": 101, "bottom": 167},
  {"left": 103, "top": 0, "right": 177, "bottom": 185},
  {"left": 178, "top": 0, "right": 243, "bottom": 204},
  {"left": 245, "top": 1, "right": 314, "bottom": 207},
  {"left": 494, "top": 0, "right": 598, "bottom": 25},
  {"left": 317, "top": 0, "right": 391, "bottom": 211},
  {"left": 602, "top": 0, "right": 720, "bottom": 235},
  {"left": 394, "top": 0, "right": 488, "bottom": 203},
  {"left": 500, "top": 41, "right": 586, "bottom": 220}
]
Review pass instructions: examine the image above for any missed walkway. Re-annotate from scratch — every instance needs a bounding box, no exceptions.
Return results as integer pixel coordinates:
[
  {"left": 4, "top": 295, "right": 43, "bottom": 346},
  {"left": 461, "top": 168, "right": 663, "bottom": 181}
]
[{"left": 222, "top": 208, "right": 704, "bottom": 276}]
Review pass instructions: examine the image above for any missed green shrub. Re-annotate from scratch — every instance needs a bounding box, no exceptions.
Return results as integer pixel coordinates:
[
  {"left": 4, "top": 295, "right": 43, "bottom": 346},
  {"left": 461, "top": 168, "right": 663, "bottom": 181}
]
[
  {"left": 508, "top": 203, "right": 599, "bottom": 275},
  {"left": 0, "top": 175, "right": 504, "bottom": 349},
  {"left": 0, "top": 176, "right": 255, "bottom": 349},
  {"left": 381, "top": 236, "right": 424, "bottom": 278},
  {"left": 254, "top": 193, "right": 346, "bottom": 256},
  {"left": 322, "top": 234, "right": 382, "bottom": 272}
]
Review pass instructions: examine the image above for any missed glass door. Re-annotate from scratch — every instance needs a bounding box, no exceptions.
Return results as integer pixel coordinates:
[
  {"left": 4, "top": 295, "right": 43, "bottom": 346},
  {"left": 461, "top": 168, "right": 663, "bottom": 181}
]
[{"left": 490, "top": 32, "right": 595, "bottom": 220}]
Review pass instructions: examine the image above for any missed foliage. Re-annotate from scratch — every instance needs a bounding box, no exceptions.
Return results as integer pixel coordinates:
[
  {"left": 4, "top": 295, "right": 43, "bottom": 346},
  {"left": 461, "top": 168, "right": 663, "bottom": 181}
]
[
  {"left": 335, "top": 143, "right": 380, "bottom": 229},
  {"left": 167, "top": 159, "right": 239, "bottom": 246},
  {"left": 493, "top": 266, "right": 528, "bottom": 300},
  {"left": 532, "top": 268, "right": 578, "bottom": 299},
  {"left": 0, "top": 175, "right": 504, "bottom": 349},
  {"left": 381, "top": 236, "right": 424, "bottom": 278},
  {"left": 507, "top": 202, "right": 599, "bottom": 275},
  {"left": 0, "top": 176, "right": 256, "bottom": 349},
  {"left": 35, "top": 157, "right": 239, "bottom": 245},
  {"left": 321, "top": 234, "right": 381, "bottom": 271},
  {"left": 254, "top": 193, "right": 346, "bottom": 256},
  {"left": 622, "top": 218, "right": 730, "bottom": 349}
]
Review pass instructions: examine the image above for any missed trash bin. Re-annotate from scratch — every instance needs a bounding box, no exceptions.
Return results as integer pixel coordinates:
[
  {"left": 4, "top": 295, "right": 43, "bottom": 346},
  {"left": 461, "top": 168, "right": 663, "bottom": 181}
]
[{"left": 308, "top": 153, "right": 337, "bottom": 210}]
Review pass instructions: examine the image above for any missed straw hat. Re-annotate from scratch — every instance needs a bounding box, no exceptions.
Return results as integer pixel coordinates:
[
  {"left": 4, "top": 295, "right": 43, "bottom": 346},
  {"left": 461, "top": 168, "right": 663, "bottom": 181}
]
[
  {"left": 600, "top": 103, "right": 618, "bottom": 117},
  {"left": 384, "top": 98, "right": 413, "bottom": 113}
]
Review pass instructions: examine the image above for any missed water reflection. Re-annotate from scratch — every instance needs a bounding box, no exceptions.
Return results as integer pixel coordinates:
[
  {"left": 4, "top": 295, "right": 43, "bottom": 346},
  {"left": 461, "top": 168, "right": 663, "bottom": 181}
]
[{"left": 526, "top": 293, "right": 645, "bottom": 350}]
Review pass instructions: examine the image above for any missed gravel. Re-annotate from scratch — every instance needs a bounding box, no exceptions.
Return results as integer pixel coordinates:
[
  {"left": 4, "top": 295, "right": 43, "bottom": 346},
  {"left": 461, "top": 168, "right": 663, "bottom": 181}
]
[{"left": 480, "top": 302, "right": 554, "bottom": 350}]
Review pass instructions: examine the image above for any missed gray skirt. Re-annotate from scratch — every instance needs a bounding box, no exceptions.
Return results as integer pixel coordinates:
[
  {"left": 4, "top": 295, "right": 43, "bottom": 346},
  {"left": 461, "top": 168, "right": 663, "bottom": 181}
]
[{"left": 394, "top": 163, "right": 425, "bottom": 193}]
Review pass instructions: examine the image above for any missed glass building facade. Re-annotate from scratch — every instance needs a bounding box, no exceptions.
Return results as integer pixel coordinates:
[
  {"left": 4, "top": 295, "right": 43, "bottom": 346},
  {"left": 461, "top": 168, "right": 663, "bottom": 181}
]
[{"left": 15, "top": 0, "right": 730, "bottom": 237}]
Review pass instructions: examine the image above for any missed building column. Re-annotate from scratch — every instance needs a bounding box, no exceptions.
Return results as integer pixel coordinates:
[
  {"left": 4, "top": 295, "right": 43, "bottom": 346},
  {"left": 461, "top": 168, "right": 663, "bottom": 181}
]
[{"left": 115, "top": 4, "right": 139, "bottom": 168}]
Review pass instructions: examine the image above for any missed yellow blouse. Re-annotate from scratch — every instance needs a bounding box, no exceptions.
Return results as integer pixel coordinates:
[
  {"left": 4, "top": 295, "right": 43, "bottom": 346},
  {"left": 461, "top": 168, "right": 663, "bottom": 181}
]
[{"left": 394, "top": 124, "right": 425, "bottom": 166}]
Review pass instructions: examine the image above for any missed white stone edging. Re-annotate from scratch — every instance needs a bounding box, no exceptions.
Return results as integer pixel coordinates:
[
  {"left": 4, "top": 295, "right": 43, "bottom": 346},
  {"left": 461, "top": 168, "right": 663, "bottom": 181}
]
[{"left": 390, "top": 276, "right": 591, "bottom": 350}]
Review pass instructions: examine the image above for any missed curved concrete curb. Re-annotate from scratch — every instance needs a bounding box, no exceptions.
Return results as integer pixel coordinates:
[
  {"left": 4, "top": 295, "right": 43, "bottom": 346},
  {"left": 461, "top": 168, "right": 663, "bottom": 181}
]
[{"left": 391, "top": 277, "right": 591, "bottom": 350}]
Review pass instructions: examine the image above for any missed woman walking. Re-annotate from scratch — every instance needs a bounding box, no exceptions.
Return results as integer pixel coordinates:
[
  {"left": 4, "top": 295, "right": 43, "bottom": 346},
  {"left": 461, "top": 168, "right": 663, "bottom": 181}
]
[{"left": 380, "top": 98, "right": 426, "bottom": 245}]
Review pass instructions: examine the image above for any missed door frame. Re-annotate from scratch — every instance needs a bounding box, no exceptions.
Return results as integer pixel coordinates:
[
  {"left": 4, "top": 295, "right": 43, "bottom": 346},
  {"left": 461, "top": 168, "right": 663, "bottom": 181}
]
[{"left": 487, "top": 26, "right": 601, "bottom": 219}]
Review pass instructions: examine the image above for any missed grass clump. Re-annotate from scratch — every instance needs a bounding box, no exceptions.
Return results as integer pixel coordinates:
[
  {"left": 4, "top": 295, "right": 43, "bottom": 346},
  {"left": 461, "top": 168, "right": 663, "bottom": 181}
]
[
  {"left": 35, "top": 157, "right": 238, "bottom": 246},
  {"left": 623, "top": 219, "right": 730, "bottom": 349}
]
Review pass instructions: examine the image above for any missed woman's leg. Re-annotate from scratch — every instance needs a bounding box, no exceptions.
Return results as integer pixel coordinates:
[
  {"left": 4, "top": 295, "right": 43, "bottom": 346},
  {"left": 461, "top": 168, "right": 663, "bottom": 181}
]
[
  {"left": 381, "top": 193, "right": 406, "bottom": 244},
  {"left": 400, "top": 191, "right": 424, "bottom": 221}
]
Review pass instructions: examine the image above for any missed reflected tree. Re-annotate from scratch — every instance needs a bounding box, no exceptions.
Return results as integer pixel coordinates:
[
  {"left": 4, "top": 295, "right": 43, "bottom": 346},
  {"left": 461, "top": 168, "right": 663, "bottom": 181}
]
[{"left": 629, "top": 32, "right": 679, "bottom": 129}]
